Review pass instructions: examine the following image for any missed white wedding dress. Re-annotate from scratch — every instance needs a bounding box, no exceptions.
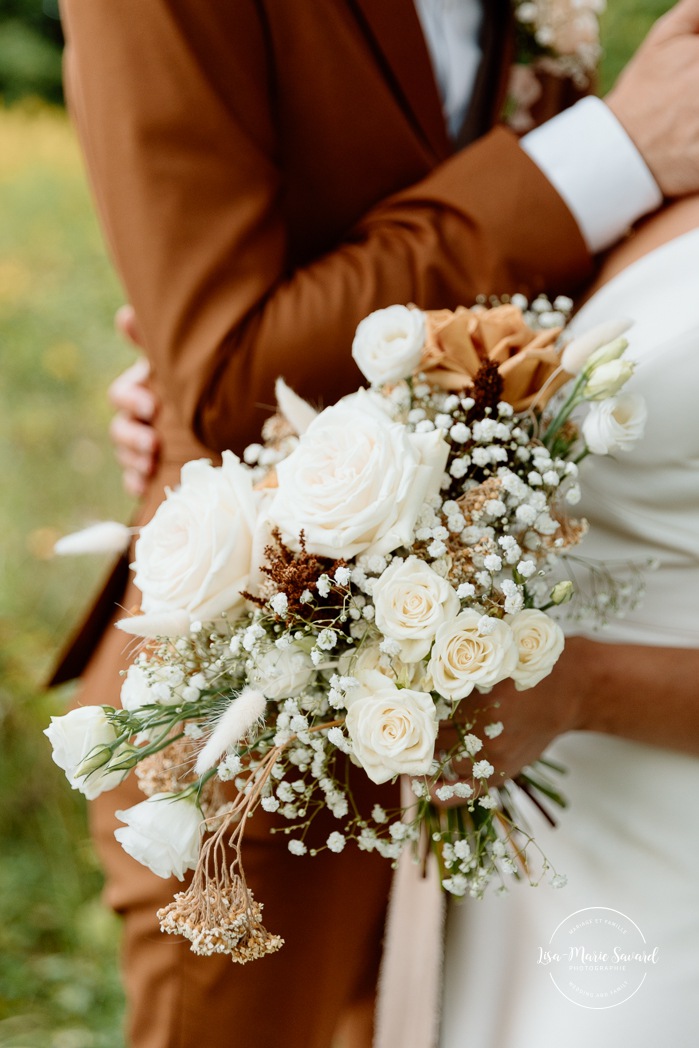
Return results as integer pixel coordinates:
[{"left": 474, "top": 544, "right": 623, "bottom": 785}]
[{"left": 441, "top": 228, "right": 699, "bottom": 1047}]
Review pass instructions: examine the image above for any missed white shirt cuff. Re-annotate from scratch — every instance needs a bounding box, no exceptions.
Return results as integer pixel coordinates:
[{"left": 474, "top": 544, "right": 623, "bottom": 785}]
[{"left": 521, "top": 96, "right": 663, "bottom": 254}]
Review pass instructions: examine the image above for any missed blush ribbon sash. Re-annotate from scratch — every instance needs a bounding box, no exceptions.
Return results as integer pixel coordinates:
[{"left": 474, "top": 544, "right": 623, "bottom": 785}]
[{"left": 374, "top": 777, "right": 446, "bottom": 1048}]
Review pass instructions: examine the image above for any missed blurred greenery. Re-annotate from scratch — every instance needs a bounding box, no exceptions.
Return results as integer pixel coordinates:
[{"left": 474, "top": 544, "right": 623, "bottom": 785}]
[
  {"left": 0, "top": 102, "right": 132, "bottom": 1047},
  {"left": 0, "top": 1, "right": 63, "bottom": 105},
  {"left": 599, "top": 0, "right": 676, "bottom": 93},
  {"left": 0, "top": 3, "right": 675, "bottom": 1045}
]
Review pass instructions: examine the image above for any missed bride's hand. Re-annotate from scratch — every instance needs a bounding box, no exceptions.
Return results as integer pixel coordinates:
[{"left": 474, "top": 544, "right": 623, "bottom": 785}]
[
  {"left": 432, "top": 632, "right": 699, "bottom": 808},
  {"left": 109, "top": 306, "right": 160, "bottom": 497},
  {"left": 432, "top": 639, "right": 590, "bottom": 809}
]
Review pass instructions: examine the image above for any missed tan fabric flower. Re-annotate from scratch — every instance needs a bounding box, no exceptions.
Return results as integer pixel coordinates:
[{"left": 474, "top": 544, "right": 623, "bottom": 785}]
[{"left": 419, "top": 305, "right": 569, "bottom": 411}]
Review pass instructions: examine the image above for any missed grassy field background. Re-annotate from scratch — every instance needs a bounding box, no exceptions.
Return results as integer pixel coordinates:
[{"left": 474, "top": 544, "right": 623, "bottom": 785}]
[
  {"left": 0, "top": 6, "right": 674, "bottom": 1046},
  {"left": 0, "top": 102, "right": 131, "bottom": 1048}
]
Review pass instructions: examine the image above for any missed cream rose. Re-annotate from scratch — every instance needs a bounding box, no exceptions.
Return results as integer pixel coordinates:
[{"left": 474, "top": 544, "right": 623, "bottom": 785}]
[
  {"left": 344, "top": 683, "right": 438, "bottom": 784},
  {"left": 582, "top": 393, "right": 647, "bottom": 455},
  {"left": 131, "top": 451, "right": 258, "bottom": 629},
  {"left": 427, "top": 610, "right": 518, "bottom": 700},
  {"left": 351, "top": 304, "right": 426, "bottom": 386},
  {"left": 373, "top": 556, "right": 460, "bottom": 662},
  {"left": 44, "top": 706, "right": 126, "bottom": 799},
  {"left": 508, "top": 609, "right": 565, "bottom": 690},
  {"left": 268, "top": 390, "right": 448, "bottom": 559},
  {"left": 114, "top": 794, "right": 204, "bottom": 880}
]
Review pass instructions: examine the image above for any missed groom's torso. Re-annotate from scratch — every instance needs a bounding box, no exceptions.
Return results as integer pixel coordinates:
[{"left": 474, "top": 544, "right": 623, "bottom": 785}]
[
  {"left": 262, "top": 0, "right": 510, "bottom": 266},
  {"left": 54, "top": 0, "right": 586, "bottom": 684}
]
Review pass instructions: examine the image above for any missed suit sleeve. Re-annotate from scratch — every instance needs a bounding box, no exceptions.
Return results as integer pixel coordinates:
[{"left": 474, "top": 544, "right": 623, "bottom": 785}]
[{"left": 60, "top": 0, "right": 593, "bottom": 455}]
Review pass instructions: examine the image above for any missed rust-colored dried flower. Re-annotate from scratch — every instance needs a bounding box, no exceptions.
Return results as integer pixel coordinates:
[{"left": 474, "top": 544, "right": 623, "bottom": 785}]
[{"left": 243, "top": 529, "right": 348, "bottom": 621}]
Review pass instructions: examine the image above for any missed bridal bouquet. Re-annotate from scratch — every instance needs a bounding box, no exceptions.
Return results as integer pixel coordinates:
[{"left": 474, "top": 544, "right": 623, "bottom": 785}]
[{"left": 47, "top": 295, "right": 646, "bottom": 962}]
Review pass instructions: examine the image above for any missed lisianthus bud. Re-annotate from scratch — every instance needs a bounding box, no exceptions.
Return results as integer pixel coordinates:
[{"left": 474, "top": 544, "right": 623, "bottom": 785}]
[
  {"left": 550, "top": 580, "right": 574, "bottom": 605},
  {"left": 582, "top": 358, "right": 634, "bottom": 401},
  {"left": 560, "top": 320, "right": 632, "bottom": 375},
  {"left": 76, "top": 745, "right": 114, "bottom": 778},
  {"left": 583, "top": 336, "right": 629, "bottom": 374}
]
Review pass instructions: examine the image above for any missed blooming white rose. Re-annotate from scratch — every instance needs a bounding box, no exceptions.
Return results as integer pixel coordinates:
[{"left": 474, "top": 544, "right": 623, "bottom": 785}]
[
  {"left": 44, "top": 706, "right": 126, "bottom": 799},
  {"left": 582, "top": 393, "right": 647, "bottom": 455},
  {"left": 114, "top": 794, "right": 204, "bottom": 880},
  {"left": 508, "top": 609, "right": 565, "bottom": 690},
  {"left": 428, "top": 610, "right": 518, "bottom": 700},
  {"left": 250, "top": 646, "right": 314, "bottom": 700},
  {"left": 344, "top": 683, "right": 438, "bottom": 784},
  {"left": 351, "top": 304, "right": 426, "bottom": 386},
  {"left": 130, "top": 451, "right": 258, "bottom": 630},
  {"left": 374, "top": 556, "right": 460, "bottom": 662},
  {"left": 582, "top": 358, "right": 634, "bottom": 401},
  {"left": 268, "top": 390, "right": 448, "bottom": 559}
]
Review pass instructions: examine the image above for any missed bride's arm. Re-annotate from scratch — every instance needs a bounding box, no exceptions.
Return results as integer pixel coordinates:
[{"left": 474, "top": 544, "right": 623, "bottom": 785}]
[
  {"left": 432, "top": 638, "right": 699, "bottom": 803},
  {"left": 582, "top": 195, "right": 699, "bottom": 300},
  {"left": 435, "top": 197, "right": 699, "bottom": 793},
  {"left": 435, "top": 636, "right": 699, "bottom": 793}
]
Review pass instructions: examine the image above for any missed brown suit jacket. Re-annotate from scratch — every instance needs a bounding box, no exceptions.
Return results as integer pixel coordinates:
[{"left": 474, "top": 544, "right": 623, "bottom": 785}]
[{"left": 54, "top": 0, "right": 593, "bottom": 683}]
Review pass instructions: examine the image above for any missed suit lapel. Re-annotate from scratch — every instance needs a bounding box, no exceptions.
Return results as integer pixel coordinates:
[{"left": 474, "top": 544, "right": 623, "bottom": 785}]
[
  {"left": 347, "top": 0, "right": 452, "bottom": 160},
  {"left": 455, "top": 0, "right": 514, "bottom": 149}
]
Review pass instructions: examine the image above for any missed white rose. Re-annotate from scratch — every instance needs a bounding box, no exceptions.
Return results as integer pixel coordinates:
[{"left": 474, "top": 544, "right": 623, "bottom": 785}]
[
  {"left": 250, "top": 646, "right": 314, "bottom": 700},
  {"left": 114, "top": 794, "right": 204, "bottom": 880},
  {"left": 344, "top": 683, "right": 437, "bottom": 784},
  {"left": 374, "top": 556, "right": 460, "bottom": 662},
  {"left": 351, "top": 304, "right": 426, "bottom": 386},
  {"left": 44, "top": 706, "right": 126, "bottom": 799},
  {"left": 582, "top": 393, "right": 647, "bottom": 455},
  {"left": 268, "top": 389, "right": 448, "bottom": 559},
  {"left": 508, "top": 609, "right": 565, "bottom": 690},
  {"left": 131, "top": 451, "right": 258, "bottom": 628},
  {"left": 427, "top": 610, "right": 518, "bottom": 701}
]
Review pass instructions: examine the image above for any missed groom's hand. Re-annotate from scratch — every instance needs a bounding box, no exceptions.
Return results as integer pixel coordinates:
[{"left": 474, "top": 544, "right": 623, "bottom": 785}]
[{"left": 606, "top": 0, "right": 699, "bottom": 198}]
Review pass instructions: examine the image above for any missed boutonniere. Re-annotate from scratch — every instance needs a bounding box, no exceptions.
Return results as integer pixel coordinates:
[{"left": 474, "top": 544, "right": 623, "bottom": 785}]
[{"left": 507, "top": 0, "right": 605, "bottom": 131}]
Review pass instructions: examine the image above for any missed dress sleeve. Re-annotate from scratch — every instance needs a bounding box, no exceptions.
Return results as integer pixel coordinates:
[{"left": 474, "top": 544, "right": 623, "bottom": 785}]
[{"left": 60, "top": 0, "right": 593, "bottom": 454}]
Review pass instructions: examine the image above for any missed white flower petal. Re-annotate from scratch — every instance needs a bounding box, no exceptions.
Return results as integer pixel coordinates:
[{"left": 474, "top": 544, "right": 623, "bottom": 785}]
[
  {"left": 116, "top": 610, "right": 192, "bottom": 638},
  {"left": 54, "top": 521, "right": 133, "bottom": 556},
  {"left": 275, "top": 377, "right": 318, "bottom": 435}
]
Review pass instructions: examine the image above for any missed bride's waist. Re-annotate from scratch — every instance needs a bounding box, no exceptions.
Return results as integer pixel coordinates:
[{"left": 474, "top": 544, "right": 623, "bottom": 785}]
[{"left": 567, "top": 564, "right": 699, "bottom": 648}]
